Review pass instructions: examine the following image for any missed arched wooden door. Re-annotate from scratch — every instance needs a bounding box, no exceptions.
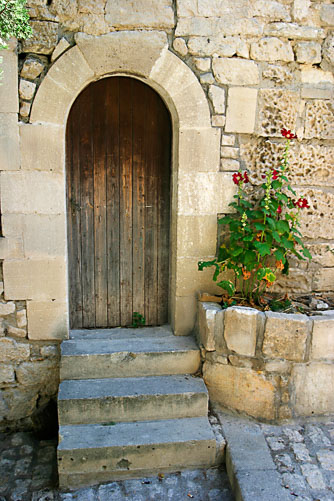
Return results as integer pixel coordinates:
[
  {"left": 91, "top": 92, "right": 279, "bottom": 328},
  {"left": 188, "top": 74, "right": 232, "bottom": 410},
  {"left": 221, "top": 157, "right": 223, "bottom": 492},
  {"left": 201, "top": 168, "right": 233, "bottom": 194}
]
[{"left": 66, "top": 77, "right": 171, "bottom": 329}]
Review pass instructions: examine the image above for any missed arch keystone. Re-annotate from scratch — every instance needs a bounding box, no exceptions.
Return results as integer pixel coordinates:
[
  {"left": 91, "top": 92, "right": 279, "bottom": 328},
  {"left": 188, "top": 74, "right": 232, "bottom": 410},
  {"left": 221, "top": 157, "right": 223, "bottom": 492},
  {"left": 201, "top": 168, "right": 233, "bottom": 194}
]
[{"left": 75, "top": 31, "right": 168, "bottom": 78}]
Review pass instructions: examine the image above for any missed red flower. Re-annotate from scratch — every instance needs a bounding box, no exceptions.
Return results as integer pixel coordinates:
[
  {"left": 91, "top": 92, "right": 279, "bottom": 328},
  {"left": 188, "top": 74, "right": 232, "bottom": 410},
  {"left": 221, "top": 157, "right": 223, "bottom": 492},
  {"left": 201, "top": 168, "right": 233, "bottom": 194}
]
[
  {"left": 277, "top": 205, "right": 282, "bottom": 214},
  {"left": 262, "top": 174, "right": 266, "bottom": 179},
  {"left": 281, "top": 128, "right": 297, "bottom": 139},
  {"left": 233, "top": 172, "right": 249, "bottom": 185},
  {"left": 272, "top": 170, "right": 279, "bottom": 180},
  {"left": 294, "top": 197, "right": 310, "bottom": 209},
  {"left": 233, "top": 172, "right": 243, "bottom": 185}
]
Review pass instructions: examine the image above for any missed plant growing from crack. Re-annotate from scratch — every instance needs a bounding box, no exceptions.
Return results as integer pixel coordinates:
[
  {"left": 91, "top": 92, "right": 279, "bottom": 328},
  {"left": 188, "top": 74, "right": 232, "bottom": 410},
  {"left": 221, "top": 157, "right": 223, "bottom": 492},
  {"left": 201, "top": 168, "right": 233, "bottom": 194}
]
[
  {"left": 0, "top": 0, "right": 32, "bottom": 82},
  {"left": 131, "top": 312, "right": 145, "bottom": 328},
  {"left": 198, "top": 128, "right": 312, "bottom": 303}
]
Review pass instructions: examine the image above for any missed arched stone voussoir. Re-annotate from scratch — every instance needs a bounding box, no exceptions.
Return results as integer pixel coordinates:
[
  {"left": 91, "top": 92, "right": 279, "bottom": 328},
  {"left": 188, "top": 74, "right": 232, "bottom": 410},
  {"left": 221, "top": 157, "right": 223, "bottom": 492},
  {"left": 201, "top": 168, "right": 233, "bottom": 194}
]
[
  {"left": 30, "top": 46, "right": 94, "bottom": 125},
  {"left": 149, "top": 49, "right": 211, "bottom": 129},
  {"left": 74, "top": 30, "right": 168, "bottom": 78}
]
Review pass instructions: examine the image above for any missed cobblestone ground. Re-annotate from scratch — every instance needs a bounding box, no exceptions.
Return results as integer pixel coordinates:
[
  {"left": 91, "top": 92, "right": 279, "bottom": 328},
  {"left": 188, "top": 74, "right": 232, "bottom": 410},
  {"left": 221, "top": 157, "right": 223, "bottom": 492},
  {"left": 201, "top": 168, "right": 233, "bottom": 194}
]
[
  {"left": 0, "top": 431, "right": 233, "bottom": 501},
  {"left": 262, "top": 419, "right": 334, "bottom": 501}
]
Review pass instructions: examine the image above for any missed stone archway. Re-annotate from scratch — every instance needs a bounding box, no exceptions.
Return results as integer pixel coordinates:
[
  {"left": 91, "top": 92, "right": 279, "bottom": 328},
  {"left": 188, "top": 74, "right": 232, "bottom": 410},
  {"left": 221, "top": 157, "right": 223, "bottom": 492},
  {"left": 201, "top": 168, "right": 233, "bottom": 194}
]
[{"left": 28, "top": 30, "right": 229, "bottom": 336}]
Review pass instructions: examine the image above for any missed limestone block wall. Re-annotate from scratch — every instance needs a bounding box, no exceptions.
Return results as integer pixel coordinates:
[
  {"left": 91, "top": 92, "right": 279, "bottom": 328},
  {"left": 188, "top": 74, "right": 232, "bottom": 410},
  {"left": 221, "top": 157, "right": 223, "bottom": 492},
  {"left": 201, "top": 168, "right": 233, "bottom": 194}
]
[
  {"left": 0, "top": 0, "right": 333, "bottom": 427},
  {"left": 13, "top": 0, "right": 334, "bottom": 299},
  {"left": 198, "top": 302, "right": 334, "bottom": 422}
]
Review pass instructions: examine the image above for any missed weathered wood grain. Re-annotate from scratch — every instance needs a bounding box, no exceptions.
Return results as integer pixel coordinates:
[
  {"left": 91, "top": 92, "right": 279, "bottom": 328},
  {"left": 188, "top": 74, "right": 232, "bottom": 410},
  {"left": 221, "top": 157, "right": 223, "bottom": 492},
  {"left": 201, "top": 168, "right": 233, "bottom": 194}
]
[{"left": 66, "top": 77, "right": 171, "bottom": 328}]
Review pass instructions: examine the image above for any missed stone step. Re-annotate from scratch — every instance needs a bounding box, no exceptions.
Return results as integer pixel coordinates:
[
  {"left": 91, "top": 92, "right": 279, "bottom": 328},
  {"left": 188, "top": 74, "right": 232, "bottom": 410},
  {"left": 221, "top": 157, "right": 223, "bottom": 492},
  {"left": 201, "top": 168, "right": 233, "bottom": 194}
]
[
  {"left": 58, "top": 417, "right": 217, "bottom": 489},
  {"left": 58, "top": 375, "right": 208, "bottom": 425},
  {"left": 60, "top": 330, "right": 200, "bottom": 380},
  {"left": 69, "top": 324, "right": 173, "bottom": 340}
]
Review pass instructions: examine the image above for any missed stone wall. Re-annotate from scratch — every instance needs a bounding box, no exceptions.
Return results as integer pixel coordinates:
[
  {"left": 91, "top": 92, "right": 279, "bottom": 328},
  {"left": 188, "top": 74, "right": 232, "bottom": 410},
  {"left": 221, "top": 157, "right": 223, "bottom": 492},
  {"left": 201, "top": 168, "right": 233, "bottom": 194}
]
[
  {"left": 0, "top": 262, "right": 60, "bottom": 432},
  {"left": 15, "top": 0, "right": 334, "bottom": 295},
  {"left": 198, "top": 302, "right": 334, "bottom": 422},
  {"left": 0, "top": 0, "right": 333, "bottom": 427}
]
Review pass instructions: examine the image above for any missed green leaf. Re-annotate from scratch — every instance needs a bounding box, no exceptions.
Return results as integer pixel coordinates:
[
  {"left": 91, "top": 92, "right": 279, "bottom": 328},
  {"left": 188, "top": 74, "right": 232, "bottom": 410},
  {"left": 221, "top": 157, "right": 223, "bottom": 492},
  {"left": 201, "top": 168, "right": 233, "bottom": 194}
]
[
  {"left": 0, "top": 0, "right": 32, "bottom": 46},
  {"left": 240, "top": 200, "right": 253, "bottom": 208},
  {"left": 231, "top": 247, "right": 243, "bottom": 257},
  {"left": 217, "top": 246, "right": 229, "bottom": 261},
  {"left": 243, "top": 234, "right": 254, "bottom": 242},
  {"left": 272, "top": 180, "right": 281, "bottom": 190},
  {"left": 212, "top": 265, "right": 221, "bottom": 282},
  {"left": 277, "top": 193, "right": 289, "bottom": 203},
  {"left": 292, "top": 249, "right": 305, "bottom": 260},
  {"left": 266, "top": 217, "right": 276, "bottom": 229},
  {"left": 281, "top": 236, "right": 294, "bottom": 250},
  {"left": 230, "top": 221, "right": 241, "bottom": 231},
  {"left": 198, "top": 260, "right": 216, "bottom": 271},
  {"left": 272, "top": 231, "right": 281, "bottom": 243},
  {"left": 243, "top": 250, "right": 257, "bottom": 265},
  {"left": 218, "top": 216, "right": 233, "bottom": 225},
  {"left": 293, "top": 235, "right": 303, "bottom": 246},
  {"left": 252, "top": 210, "right": 263, "bottom": 219},
  {"left": 274, "top": 248, "right": 285, "bottom": 261},
  {"left": 276, "top": 220, "right": 290, "bottom": 234},
  {"left": 287, "top": 185, "right": 296, "bottom": 196},
  {"left": 265, "top": 270, "right": 276, "bottom": 283},
  {"left": 217, "top": 280, "right": 235, "bottom": 296},
  {"left": 266, "top": 233, "right": 273, "bottom": 246},
  {"left": 254, "top": 222, "right": 266, "bottom": 231},
  {"left": 253, "top": 241, "right": 271, "bottom": 257},
  {"left": 302, "top": 248, "right": 312, "bottom": 259}
]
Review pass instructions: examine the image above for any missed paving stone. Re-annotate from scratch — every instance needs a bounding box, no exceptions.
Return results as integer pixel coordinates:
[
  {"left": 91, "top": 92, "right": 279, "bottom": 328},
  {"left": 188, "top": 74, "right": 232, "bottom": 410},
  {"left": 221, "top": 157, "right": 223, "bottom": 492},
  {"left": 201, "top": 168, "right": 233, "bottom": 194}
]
[
  {"left": 300, "top": 463, "right": 326, "bottom": 489},
  {"left": 291, "top": 442, "right": 312, "bottom": 462},
  {"left": 306, "top": 425, "right": 331, "bottom": 446},
  {"left": 267, "top": 436, "right": 286, "bottom": 451},
  {"left": 32, "top": 491, "right": 55, "bottom": 501},
  {"left": 316, "top": 450, "right": 334, "bottom": 470},
  {"left": 282, "top": 472, "right": 308, "bottom": 495},
  {"left": 283, "top": 428, "right": 304, "bottom": 443},
  {"left": 274, "top": 453, "right": 295, "bottom": 473}
]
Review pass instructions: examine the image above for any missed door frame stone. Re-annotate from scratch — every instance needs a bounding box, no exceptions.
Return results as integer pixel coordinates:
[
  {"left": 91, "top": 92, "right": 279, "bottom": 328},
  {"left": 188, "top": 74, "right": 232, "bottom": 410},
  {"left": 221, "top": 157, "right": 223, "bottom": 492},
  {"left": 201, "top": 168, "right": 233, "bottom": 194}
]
[{"left": 17, "top": 30, "right": 233, "bottom": 337}]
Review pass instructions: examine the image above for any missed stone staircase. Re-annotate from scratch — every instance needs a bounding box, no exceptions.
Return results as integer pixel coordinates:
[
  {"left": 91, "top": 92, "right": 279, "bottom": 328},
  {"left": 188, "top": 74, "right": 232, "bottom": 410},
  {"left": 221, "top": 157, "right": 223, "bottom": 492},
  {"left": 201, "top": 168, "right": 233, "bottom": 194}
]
[{"left": 57, "top": 325, "right": 219, "bottom": 489}]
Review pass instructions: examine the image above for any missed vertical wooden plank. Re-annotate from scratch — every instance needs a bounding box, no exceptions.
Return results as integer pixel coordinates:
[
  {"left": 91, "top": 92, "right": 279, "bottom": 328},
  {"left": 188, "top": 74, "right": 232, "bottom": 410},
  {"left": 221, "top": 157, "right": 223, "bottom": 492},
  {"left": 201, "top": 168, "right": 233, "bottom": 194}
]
[
  {"left": 156, "top": 100, "right": 171, "bottom": 325},
  {"left": 132, "top": 81, "right": 147, "bottom": 319},
  {"left": 79, "top": 86, "right": 96, "bottom": 327},
  {"left": 66, "top": 98, "right": 83, "bottom": 328},
  {"left": 106, "top": 78, "right": 121, "bottom": 327},
  {"left": 119, "top": 78, "right": 133, "bottom": 326},
  {"left": 144, "top": 88, "right": 159, "bottom": 326},
  {"left": 92, "top": 80, "right": 108, "bottom": 327}
]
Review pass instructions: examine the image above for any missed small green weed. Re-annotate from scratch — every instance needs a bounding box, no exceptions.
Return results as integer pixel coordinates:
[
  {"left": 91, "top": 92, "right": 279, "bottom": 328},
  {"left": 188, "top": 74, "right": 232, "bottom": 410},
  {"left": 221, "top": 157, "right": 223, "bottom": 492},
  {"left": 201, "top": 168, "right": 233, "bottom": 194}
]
[{"left": 132, "top": 312, "right": 145, "bottom": 328}]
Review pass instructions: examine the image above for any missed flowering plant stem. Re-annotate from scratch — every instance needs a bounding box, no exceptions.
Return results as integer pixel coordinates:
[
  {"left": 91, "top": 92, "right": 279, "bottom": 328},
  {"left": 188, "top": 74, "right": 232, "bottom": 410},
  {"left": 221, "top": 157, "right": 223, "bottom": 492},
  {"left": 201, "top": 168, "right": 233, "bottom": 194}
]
[{"left": 198, "top": 128, "right": 312, "bottom": 304}]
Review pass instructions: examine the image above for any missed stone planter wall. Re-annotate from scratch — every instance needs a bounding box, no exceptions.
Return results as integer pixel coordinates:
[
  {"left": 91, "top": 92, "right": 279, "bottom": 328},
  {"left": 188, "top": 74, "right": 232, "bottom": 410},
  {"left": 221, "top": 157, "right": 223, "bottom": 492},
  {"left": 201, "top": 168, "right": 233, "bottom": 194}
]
[{"left": 198, "top": 302, "right": 334, "bottom": 422}]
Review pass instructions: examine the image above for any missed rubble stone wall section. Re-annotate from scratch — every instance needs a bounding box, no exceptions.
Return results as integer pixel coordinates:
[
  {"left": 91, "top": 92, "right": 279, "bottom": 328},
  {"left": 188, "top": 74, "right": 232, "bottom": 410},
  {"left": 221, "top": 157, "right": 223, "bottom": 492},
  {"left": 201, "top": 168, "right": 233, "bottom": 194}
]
[
  {"left": 0, "top": 263, "right": 60, "bottom": 431},
  {"left": 198, "top": 302, "right": 334, "bottom": 422}
]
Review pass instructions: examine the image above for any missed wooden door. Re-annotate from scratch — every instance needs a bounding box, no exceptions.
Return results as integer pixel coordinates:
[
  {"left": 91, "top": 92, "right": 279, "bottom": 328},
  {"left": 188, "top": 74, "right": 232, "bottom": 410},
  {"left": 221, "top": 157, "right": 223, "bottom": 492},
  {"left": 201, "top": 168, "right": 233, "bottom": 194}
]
[{"left": 66, "top": 77, "right": 171, "bottom": 328}]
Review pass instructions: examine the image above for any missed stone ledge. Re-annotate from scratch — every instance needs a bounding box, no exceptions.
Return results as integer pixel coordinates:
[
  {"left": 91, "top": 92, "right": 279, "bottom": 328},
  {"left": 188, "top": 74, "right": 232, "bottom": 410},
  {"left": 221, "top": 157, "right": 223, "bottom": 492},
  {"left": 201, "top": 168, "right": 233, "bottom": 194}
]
[{"left": 198, "top": 302, "right": 334, "bottom": 422}]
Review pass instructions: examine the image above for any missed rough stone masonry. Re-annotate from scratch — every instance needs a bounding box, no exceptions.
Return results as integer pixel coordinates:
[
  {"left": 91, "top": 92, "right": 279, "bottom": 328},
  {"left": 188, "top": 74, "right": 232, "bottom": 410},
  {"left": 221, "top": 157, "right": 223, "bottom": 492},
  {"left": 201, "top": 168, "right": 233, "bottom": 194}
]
[{"left": 0, "top": 0, "right": 333, "bottom": 428}]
